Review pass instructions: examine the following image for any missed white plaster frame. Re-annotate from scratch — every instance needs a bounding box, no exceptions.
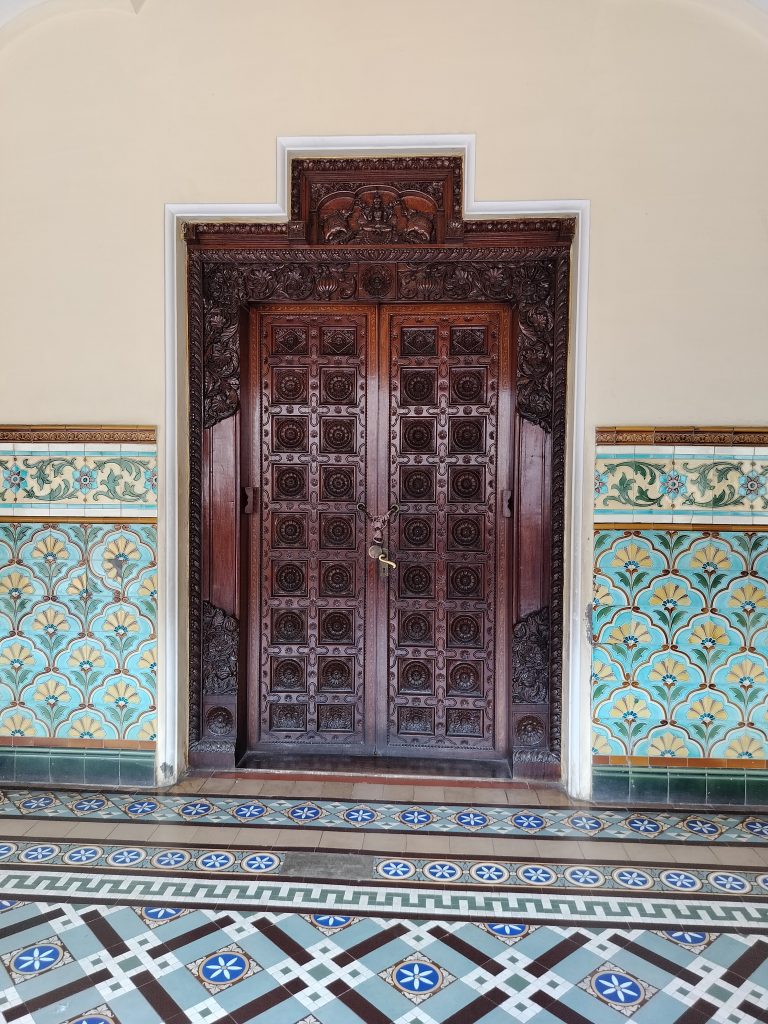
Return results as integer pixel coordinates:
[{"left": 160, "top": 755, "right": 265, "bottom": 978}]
[{"left": 163, "top": 134, "right": 591, "bottom": 799}]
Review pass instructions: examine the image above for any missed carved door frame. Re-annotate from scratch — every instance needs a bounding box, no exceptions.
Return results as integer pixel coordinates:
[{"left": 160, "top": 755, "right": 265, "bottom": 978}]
[{"left": 186, "top": 156, "right": 574, "bottom": 779}]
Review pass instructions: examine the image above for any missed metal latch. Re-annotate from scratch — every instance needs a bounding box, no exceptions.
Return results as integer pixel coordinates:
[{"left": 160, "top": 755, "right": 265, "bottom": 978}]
[{"left": 242, "top": 486, "right": 257, "bottom": 514}]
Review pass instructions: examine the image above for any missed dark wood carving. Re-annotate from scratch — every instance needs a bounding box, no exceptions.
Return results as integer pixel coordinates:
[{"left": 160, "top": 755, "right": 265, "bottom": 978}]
[
  {"left": 202, "top": 600, "right": 239, "bottom": 695},
  {"left": 318, "top": 188, "right": 436, "bottom": 245},
  {"left": 247, "top": 309, "right": 373, "bottom": 749},
  {"left": 510, "top": 607, "right": 550, "bottom": 704},
  {"left": 187, "top": 155, "right": 572, "bottom": 778},
  {"left": 385, "top": 307, "right": 510, "bottom": 754}
]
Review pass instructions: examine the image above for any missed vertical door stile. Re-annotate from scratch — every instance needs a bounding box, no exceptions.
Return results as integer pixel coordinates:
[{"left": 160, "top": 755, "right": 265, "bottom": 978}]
[{"left": 365, "top": 306, "right": 382, "bottom": 752}]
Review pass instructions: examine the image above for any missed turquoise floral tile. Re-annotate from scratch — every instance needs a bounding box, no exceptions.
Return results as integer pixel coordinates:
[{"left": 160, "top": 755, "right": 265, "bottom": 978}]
[
  {"left": 0, "top": 521, "right": 157, "bottom": 748},
  {"left": 592, "top": 527, "right": 768, "bottom": 767}
]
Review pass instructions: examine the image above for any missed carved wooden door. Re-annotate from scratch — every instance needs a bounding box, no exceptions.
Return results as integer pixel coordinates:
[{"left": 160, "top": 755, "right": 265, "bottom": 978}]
[{"left": 244, "top": 303, "right": 512, "bottom": 758}]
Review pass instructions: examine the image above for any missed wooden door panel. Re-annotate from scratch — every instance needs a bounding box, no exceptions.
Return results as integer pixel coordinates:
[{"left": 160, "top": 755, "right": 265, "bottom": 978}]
[
  {"left": 382, "top": 305, "right": 512, "bottom": 756},
  {"left": 246, "top": 306, "right": 377, "bottom": 750}
]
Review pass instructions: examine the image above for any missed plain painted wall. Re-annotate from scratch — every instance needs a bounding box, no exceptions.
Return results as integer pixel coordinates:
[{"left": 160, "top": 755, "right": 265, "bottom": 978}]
[
  {"left": 2, "top": 0, "right": 768, "bottom": 785},
  {"left": 1, "top": 0, "right": 767, "bottom": 428}
]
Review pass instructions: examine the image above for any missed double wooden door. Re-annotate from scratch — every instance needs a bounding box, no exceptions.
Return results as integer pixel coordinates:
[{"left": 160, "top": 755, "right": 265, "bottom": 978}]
[{"left": 243, "top": 303, "right": 513, "bottom": 758}]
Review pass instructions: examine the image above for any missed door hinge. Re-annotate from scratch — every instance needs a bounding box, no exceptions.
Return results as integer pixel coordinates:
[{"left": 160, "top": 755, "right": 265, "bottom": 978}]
[
  {"left": 242, "top": 486, "right": 257, "bottom": 515},
  {"left": 502, "top": 490, "right": 512, "bottom": 518}
]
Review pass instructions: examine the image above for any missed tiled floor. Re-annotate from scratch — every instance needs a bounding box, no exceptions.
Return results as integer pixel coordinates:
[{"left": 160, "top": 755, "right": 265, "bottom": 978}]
[{"left": 1, "top": 783, "right": 767, "bottom": 1023}]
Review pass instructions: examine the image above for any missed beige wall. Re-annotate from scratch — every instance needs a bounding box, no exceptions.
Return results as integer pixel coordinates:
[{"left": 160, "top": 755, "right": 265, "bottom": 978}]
[{"left": 2, "top": 0, "right": 768, "bottom": 427}]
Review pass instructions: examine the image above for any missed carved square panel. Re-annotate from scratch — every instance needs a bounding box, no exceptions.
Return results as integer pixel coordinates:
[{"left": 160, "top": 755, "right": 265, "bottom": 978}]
[
  {"left": 317, "top": 655, "right": 354, "bottom": 692},
  {"left": 317, "top": 704, "right": 354, "bottom": 732},
  {"left": 273, "top": 465, "right": 308, "bottom": 501},
  {"left": 398, "top": 659, "right": 435, "bottom": 695},
  {"left": 399, "top": 514, "right": 435, "bottom": 551},
  {"left": 446, "top": 708, "right": 483, "bottom": 737},
  {"left": 449, "top": 367, "right": 487, "bottom": 405},
  {"left": 270, "top": 656, "right": 307, "bottom": 692},
  {"left": 272, "top": 560, "right": 308, "bottom": 597},
  {"left": 446, "top": 659, "right": 483, "bottom": 696},
  {"left": 269, "top": 703, "right": 307, "bottom": 731},
  {"left": 319, "top": 513, "right": 356, "bottom": 549},
  {"left": 272, "top": 326, "right": 309, "bottom": 356},
  {"left": 447, "top": 562, "right": 484, "bottom": 600},
  {"left": 447, "top": 514, "right": 484, "bottom": 551},
  {"left": 400, "top": 327, "right": 437, "bottom": 357},
  {"left": 272, "top": 513, "right": 308, "bottom": 548},
  {"left": 401, "top": 417, "right": 436, "bottom": 454},
  {"left": 399, "top": 466, "right": 436, "bottom": 504},
  {"left": 273, "top": 367, "right": 309, "bottom": 403},
  {"left": 400, "top": 368, "right": 437, "bottom": 407},
  {"left": 273, "top": 416, "right": 309, "bottom": 453},
  {"left": 448, "top": 466, "right": 485, "bottom": 503},
  {"left": 271, "top": 609, "right": 308, "bottom": 645},
  {"left": 320, "top": 368, "right": 357, "bottom": 406},
  {"left": 447, "top": 611, "right": 484, "bottom": 648},
  {"left": 450, "top": 326, "right": 487, "bottom": 356},
  {"left": 319, "top": 561, "right": 355, "bottom": 597},
  {"left": 397, "top": 706, "right": 435, "bottom": 735},
  {"left": 320, "top": 417, "right": 357, "bottom": 454},
  {"left": 448, "top": 417, "right": 485, "bottom": 454},
  {"left": 320, "top": 327, "right": 357, "bottom": 356},
  {"left": 319, "top": 609, "right": 355, "bottom": 644},
  {"left": 398, "top": 609, "right": 435, "bottom": 647},
  {"left": 320, "top": 466, "right": 355, "bottom": 502},
  {"left": 512, "top": 712, "right": 548, "bottom": 749},
  {"left": 399, "top": 563, "right": 434, "bottom": 599}
]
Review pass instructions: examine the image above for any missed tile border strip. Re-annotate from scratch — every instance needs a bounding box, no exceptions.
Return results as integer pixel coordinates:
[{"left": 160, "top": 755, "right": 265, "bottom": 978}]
[
  {"left": 2, "top": 790, "right": 767, "bottom": 843},
  {"left": 2, "top": 869, "right": 767, "bottom": 930},
  {"left": 0, "top": 426, "right": 156, "bottom": 443},
  {"left": 596, "top": 427, "right": 768, "bottom": 446},
  {"left": 2, "top": 836, "right": 768, "bottom": 900}
]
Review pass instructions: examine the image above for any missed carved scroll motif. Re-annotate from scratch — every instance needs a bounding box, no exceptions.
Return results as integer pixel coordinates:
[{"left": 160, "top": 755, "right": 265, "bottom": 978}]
[
  {"left": 510, "top": 606, "right": 550, "bottom": 705},
  {"left": 202, "top": 600, "right": 239, "bottom": 696}
]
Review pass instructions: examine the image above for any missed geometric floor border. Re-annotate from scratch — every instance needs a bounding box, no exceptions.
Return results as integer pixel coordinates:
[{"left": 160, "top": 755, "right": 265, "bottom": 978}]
[
  {"left": 3, "top": 789, "right": 768, "bottom": 844},
  {"left": 2, "top": 837, "right": 768, "bottom": 900},
  {"left": 3, "top": 869, "right": 768, "bottom": 932}
]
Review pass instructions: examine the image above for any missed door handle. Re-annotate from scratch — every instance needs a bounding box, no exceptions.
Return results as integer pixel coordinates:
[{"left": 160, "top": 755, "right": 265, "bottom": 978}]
[
  {"left": 242, "top": 486, "right": 257, "bottom": 515},
  {"left": 502, "top": 490, "right": 512, "bottom": 518}
]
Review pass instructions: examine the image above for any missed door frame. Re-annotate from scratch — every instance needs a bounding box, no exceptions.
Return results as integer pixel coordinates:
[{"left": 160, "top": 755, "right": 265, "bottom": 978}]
[{"left": 175, "top": 141, "right": 588, "bottom": 787}]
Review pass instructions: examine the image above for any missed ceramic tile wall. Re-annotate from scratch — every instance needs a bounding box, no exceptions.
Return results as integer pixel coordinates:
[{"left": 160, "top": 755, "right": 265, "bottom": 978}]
[
  {"left": 593, "top": 433, "right": 768, "bottom": 805},
  {"left": 0, "top": 432, "right": 157, "bottom": 786}
]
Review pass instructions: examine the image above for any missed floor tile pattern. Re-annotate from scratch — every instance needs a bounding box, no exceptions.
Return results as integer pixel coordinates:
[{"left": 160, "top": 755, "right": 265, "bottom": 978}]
[
  {"left": 3, "top": 789, "right": 768, "bottom": 843},
  {"left": 2, "top": 837, "right": 768, "bottom": 900},
  {"left": 1, "top": 902, "right": 767, "bottom": 1024}
]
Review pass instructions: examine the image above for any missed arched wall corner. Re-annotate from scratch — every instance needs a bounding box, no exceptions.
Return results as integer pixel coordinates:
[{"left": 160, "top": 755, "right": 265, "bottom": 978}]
[
  {"left": 163, "top": 134, "right": 592, "bottom": 799},
  {"left": 0, "top": 0, "right": 145, "bottom": 34}
]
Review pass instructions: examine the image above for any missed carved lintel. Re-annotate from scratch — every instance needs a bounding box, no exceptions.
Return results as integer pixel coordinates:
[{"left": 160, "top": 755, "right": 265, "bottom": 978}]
[
  {"left": 510, "top": 607, "right": 550, "bottom": 705},
  {"left": 318, "top": 187, "right": 436, "bottom": 245},
  {"left": 202, "top": 600, "right": 239, "bottom": 696}
]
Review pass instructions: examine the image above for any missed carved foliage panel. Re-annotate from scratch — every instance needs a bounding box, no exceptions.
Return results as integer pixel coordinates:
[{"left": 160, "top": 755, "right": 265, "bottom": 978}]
[
  {"left": 256, "top": 310, "right": 371, "bottom": 744},
  {"left": 386, "top": 309, "right": 505, "bottom": 751}
]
